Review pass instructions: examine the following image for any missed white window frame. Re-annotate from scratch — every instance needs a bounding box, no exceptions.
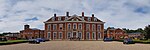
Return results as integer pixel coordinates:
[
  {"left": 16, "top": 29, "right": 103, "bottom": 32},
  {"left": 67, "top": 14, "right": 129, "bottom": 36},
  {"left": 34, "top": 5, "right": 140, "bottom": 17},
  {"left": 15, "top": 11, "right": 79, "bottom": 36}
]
[
  {"left": 78, "top": 23, "right": 82, "bottom": 30},
  {"left": 58, "top": 32, "right": 63, "bottom": 39},
  {"left": 92, "top": 32, "right": 96, "bottom": 39},
  {"left": 86, "top": 32, "right": 90, "bottom": 39},
  {"left": 94, "top": 18, "right": 97, "bottom": 21},
  {"left": 48, "top": 24, "right": 51, "bottom": 31},
  {"left": 92, "top": 24, "right": 95, "bottom": 31},
  {"left": 59, "top": 24, "right": 63, "bottom": 30},
  {"left": 86, "top": 24, "right": 90, "bottom": 30},
  {"left": 67, "top": 32, "right": 72, "bottom": 39},
  {"left": 68, "top": 23, "right": 71, "bottom": 30},
  {"left": 47, "top": 32, "right": 51, "bottom": 39},
  {"left": 97, "top": 25, "right": 101, "bottom": 31},
  {"left": 88, "top": 17, "right": 91, "bottom": 21},
  {"left": 78, "top": 32, "right": 82, "bottom": 39},
  {"left": 73, "top": 23, "right": 77, "bottom": 29},
  {"left": 53, "top": 24, "right": 57, "bottom": 30},
  {"left": 53, "top": 32, "right": 57, "bottom": 39},
  {"left": 58, "top": 17, "right": 61, "bottom": 21},
  {"left": 98, "top": 32, "right": 101, "bottom": 39}
]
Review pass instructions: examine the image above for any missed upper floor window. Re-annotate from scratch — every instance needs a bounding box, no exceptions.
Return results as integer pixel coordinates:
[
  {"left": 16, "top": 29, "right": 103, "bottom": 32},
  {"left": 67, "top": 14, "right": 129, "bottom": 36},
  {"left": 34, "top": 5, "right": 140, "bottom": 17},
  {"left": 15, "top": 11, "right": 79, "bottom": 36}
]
[
  {"left": 92, "top": 24, "right": 96, "bottom": 31},
  {"left": 58, "top": 17, "right": 61, "bottom": 21},
  {"left": 86, "top": 24, "right": 90, "bottom": 30},
  {"left": 73, "top": 23, "right": 77, "bottom": 29},
  {"left": 78, "top": 23, "right": 82, "bottom": 30},
  {"left": 97, "top": 25, "right": 101, "bottom": 31},
  {"left": 68, "top": 23, "right": 71, "bottom": 30},
  {"left": 59, "top": 24, "right": 63, "bottom": 30},
  {"left": 53, "top": 24, "right": 57, "bottom": 30},
  {"left": 88, "top": 17, "right": 91, "bottom": 21},
  {"left": 94, "top": 18, "right": 97, "bottom": 21},
  {"left": 48, "top": 24, "right": 51, "bottom": 31}
]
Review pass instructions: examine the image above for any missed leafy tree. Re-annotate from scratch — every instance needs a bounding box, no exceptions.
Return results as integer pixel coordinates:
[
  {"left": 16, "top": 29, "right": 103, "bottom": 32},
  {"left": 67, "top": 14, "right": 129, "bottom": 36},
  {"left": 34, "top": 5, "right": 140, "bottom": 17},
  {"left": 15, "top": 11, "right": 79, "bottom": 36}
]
[{"left": 144, "top": 25, "right": 150, "bottom": 39}]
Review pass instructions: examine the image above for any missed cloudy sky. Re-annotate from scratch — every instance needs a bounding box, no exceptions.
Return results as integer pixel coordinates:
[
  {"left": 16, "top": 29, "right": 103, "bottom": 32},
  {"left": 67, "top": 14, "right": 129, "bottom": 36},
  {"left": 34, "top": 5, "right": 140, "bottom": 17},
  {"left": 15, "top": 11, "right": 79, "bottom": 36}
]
[{"left": 0, "top": 0, "right": 150, "bottom": 33}]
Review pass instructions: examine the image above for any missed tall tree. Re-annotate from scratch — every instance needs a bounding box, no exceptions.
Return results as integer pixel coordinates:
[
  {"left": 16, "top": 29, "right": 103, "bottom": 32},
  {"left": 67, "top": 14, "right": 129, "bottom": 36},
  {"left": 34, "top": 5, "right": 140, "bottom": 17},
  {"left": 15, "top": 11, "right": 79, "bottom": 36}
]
[{"left": 144, "top": 25, "right": 150, "bottom": 39}]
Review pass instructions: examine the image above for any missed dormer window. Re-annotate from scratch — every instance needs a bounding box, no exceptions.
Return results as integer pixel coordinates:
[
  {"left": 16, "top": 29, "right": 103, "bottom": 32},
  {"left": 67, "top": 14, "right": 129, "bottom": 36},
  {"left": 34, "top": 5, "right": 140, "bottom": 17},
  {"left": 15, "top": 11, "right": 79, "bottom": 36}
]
[
  {"left": 58, "top": 17, "right": 61, "bottom": 21},
  {"left": 88, "top": 17, "right": 91, "bottom": 21},
  {"left": 94, "top": 18, "right": 97, "bottom": 21},
  {"left": 52, "top": 17, "right": 55, "bottom": 21}
]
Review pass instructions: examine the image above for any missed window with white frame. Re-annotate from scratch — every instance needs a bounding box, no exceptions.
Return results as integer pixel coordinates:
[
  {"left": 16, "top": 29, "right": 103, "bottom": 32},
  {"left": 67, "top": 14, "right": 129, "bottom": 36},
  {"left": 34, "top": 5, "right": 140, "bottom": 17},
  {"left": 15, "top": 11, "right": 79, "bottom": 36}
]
[
  {"left": 86, "top": 24, "right": 90, "bottom": 30},
  {"left": 53, "top": 24, "right": 57, "bottom": 30},
  {"left": 59, "top": 24, "right": 63, "bottom": 30},
  {"left": 92, "top": 32, "right": 96, "bottom": 39},
  {"left": 78, "top": 32, "right": 82, "bottom": 39},
  {"left": 88, "top": 17, "right": 91, "bottom": 21},
  {"left": 98, "top": 32, "right": 101, "bottom": 39},
  {"left": 58, "top": 32, "right": 62, "bottom": 39},
  {"left": 67, "top": 32, "right": 72, "bottom": 39},
  {"left": 97, "top": 25, "right": 101, "bottom": 31},
  {"left": 86, "top": 32, "right": 90, "bottom": 39},
  {"left": 52, "top": 17, "right": 55, "bottom": 21},
  {"left": 58, "top": 17, "right": 61, "bottom": 21},
  {"left": 78, "top": 23, "right": 82, "bottom": 30},
  {"left": 73, "top": 23, "right": 77, "bottom": 29},
  {"left": 68, "top": 23, "right": 71, "bottom": 30},
  {"left": 94, "top": 18, "right": 97, "bottom": 21},
  {"left": 48, "top": 24, "right": 51, "bottom": 31},
  {"left": 92, "top": 24, "right": 96, "bottom": 31},
  {"left": 47, "top": 32, "right": 51, "bottom": 39},
  {"left": 53, "top": 32, "right": 57, "bottom": 39}
]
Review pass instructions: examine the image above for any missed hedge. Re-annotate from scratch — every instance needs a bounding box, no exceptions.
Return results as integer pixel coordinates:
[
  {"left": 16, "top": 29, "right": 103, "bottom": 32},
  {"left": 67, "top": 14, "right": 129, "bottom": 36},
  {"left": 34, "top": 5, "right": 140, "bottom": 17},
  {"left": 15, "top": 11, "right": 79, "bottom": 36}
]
[{"left": 0, "top": 40, "right": 28, "bottom": 45}]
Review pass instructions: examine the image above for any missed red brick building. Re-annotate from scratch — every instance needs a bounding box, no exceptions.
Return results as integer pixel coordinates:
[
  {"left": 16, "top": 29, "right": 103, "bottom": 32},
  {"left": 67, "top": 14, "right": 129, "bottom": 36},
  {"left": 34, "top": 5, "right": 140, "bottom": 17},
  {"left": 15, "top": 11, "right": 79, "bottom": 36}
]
[
  {"left": 44, "top": 12, "right": 105, "bottom": 40},
  {"left": 20, "top": 24, "right": 44, "bottom": 39},
  {"left": 105, "top": 27, "right": 127, "bottom": 40}
]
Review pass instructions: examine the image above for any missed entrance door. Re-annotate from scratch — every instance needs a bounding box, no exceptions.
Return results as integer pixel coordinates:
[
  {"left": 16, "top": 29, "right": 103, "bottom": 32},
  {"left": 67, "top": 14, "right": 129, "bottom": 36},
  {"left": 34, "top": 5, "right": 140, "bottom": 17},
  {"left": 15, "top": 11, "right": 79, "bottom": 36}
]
[{"left": 73, "top": 32, "right": 76, "bottom": 37}]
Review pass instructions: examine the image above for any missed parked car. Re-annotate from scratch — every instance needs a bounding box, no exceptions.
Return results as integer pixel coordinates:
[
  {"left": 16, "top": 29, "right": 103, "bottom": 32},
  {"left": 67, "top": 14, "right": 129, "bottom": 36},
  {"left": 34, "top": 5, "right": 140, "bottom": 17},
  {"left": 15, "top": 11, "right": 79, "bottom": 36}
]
[
  {"left": 103, "top": 38, "right": 113, "bottom": 42},
  {"left": 0, "top": 37, "right": 7, "bottom": 41},
  {"left": 28, "top": 39, "right": 40, "bottom": 44},
  {"left": 123, "top": 38, "right": 135, "bottom": 44},
  {"left": 36, "top": 38, "right": 46, "bottom": 42}
]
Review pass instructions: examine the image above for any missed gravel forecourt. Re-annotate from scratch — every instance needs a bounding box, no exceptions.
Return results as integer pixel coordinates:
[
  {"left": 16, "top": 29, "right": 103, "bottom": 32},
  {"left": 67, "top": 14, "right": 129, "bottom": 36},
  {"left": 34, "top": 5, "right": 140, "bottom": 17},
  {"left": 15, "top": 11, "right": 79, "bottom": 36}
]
[{"left": 0, "top": 41, "right": 150, "bottom": 50}]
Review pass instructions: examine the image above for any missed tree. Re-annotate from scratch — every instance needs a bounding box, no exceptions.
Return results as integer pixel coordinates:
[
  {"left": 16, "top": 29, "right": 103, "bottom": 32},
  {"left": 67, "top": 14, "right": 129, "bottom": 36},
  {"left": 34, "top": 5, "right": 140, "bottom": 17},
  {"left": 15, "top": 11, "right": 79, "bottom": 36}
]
[{"left": 144, "top": 25, "right": 150, "bottom": 39}]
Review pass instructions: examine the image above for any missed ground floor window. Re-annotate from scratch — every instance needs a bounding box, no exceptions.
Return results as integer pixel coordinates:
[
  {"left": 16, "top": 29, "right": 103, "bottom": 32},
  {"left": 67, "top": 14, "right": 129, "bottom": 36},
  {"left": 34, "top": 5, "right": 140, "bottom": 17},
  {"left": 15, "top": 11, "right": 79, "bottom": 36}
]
[
  {"left": 92, "top": 32, "right": 96, "bottom": 39},
  {"left": 98, "top": 32, "right": 101, "bottom": 39},
  {"left": 58, "top": 32, "right": 62, "bottom": 39},
  {"left": 47, "top": 32, "right": 51, "bottom": 39},
  {"left": 67, "top": 32, "right": 72, "bottom": 39},
  {"left": 86, "top": 32, "right": 90, "bottom": 39},
  {"left": 78, "top": 32, "right": 82, "bottom": 39},
  {"left": 53, "top": 32, "right": 57, "bottom": 39}
]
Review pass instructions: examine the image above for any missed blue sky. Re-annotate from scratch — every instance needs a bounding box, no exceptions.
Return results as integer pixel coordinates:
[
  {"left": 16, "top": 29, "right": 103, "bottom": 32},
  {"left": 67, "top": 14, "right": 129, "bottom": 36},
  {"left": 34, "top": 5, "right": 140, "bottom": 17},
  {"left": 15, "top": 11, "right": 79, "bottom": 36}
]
[{"left": 0, "top": 0, "right": 150, "bottom": 33}]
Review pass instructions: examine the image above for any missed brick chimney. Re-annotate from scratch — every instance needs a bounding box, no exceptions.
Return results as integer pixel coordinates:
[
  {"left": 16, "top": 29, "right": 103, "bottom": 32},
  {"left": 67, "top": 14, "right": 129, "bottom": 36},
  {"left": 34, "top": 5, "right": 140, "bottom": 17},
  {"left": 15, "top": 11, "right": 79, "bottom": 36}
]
[
  {"left": 24, "top": 24, "right": 30, "bottom": 30},
  {"left": 82, "top": 12, "right": 84, "bottom": 16},
  {"left": 66, "top": 12, "right": 69, "bottom": 16},
  {"left": 54, "top": 13, "right": 56, "bottom": 17},
  {"left": 92, "top": 14, "right": 94, "bottom": 17}
]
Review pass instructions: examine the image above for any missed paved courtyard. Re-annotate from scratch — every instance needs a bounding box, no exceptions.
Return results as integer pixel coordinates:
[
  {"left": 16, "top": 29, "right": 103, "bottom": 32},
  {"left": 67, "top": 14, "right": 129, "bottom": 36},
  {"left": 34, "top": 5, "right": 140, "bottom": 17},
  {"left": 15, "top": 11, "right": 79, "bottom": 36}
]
[{"left": 0, "top": 41, "right": 150, "bottom": 50}]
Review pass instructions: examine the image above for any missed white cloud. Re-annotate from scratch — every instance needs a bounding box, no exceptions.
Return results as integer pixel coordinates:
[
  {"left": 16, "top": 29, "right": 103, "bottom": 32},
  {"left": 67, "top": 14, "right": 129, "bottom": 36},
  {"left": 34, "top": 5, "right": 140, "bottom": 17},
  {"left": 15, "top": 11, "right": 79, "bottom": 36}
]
[{"left": 0, "top": 0, "right": 150, "bottom": 33}]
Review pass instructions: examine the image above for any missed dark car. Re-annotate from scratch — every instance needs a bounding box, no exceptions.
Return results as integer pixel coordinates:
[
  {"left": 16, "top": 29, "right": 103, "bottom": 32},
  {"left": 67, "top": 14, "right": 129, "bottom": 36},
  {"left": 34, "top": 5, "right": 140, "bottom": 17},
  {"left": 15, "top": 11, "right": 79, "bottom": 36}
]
[
  {"left": 123, "top": 38, "right": 135, "bottom": 44},
  {"left": 103, "top": 38, "right": 113, "bottom": 42},
  {"left": 36, "top": 38, "right": 46, "bottom": 42},
  {"left": 28, "top": 39, "right": 40, "bottom": 44},
  {"left": 0, "top": 37, "right": 7, "bottom": 41}
]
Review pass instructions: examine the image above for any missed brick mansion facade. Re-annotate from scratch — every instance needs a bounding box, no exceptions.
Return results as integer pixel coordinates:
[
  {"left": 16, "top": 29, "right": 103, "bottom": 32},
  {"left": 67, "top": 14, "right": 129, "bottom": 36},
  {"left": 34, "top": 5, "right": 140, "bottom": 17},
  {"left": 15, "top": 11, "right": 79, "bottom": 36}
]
[{"left": 44, "top": 12, "right": 105, "bottom": 40}]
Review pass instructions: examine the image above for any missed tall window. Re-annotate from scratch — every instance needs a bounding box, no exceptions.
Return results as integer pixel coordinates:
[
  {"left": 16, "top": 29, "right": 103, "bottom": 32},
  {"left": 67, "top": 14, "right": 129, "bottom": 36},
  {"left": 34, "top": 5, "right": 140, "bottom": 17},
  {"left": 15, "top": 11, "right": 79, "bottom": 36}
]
[
  {"left": 86, "top": 32, "right": 90, "bottom": 39},
  {"left": 47, "top": 32, "right": 51, "bottom": 39},
  {"left": 98, "top": 32, "right": 101, "bottom": 39},
  {"left": 97, "top": 25, "right": 101, "bottom": 31},
  {"left": 94, "top": 18, "right": 97, "bottom": 21},
  {"left": 78, "top": 32, "right": 82, "bottom": 39},
  {"left": 92, "top": 24, "right": 95, "bottom": 31},
  {"left": 86, "top": 24, "right": 90, "bottom": 30},
  {"left": 92, "top": 32, "right": 96, "bottom": 39},
  {"left": 53, "top": 24, "right": 57, "bottom": 30},
  {"left": 52, "top": 17, "right": 55, "bottom": 21},
  {"left": 68, "top": 23, "right": 71, "bottom": 30},
  {"left": 53, "top": 32, "right": 57, "bottom": 39},
  {"left": 67, "top": 32, "right": 72, "bottom": 39},
  {"left": 78, "top": 23, "right": 82, "bottom": 30},
  {"left": 59, "top": 24, "right": 63, "bottom": 30},
  {"left": 48, "top": 24, "right": 51, "bottom": 31},
  {"left": 59, "top": 32, "right": 62, "bottom": 39},
  {"left": 73, "top": 23, "right": 77, "bottom": 29}
]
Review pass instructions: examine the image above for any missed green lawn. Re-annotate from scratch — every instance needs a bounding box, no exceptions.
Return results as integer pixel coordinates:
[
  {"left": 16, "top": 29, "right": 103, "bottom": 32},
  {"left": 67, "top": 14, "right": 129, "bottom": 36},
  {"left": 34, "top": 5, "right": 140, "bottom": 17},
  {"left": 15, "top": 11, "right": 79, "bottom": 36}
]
[
  {"left": 133, "top": 39, "right": 150, "bottom": 43},
  {"left": 0, "top": 40, "right": 27, "bottom": 43}
]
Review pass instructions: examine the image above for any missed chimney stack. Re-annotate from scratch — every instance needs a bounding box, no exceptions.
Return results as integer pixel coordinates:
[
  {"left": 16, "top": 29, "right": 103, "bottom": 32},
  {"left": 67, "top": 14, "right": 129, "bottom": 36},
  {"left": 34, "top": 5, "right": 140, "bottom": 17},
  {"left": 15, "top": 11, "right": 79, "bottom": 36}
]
[
  {"left": 66, "top": 12, "right": 69, "bottom": 16},
  {"left": 24, "top": 24, "right": 30, "bottom": 30},
  {"left": 92, "top": 14, "right": 94, "bottom": 17},
  {"left": 82, "top": 12, "right": 84, "bottom": 16},
  {"left": 54, "top": 13, "right": 56, "bottom": 17}
]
